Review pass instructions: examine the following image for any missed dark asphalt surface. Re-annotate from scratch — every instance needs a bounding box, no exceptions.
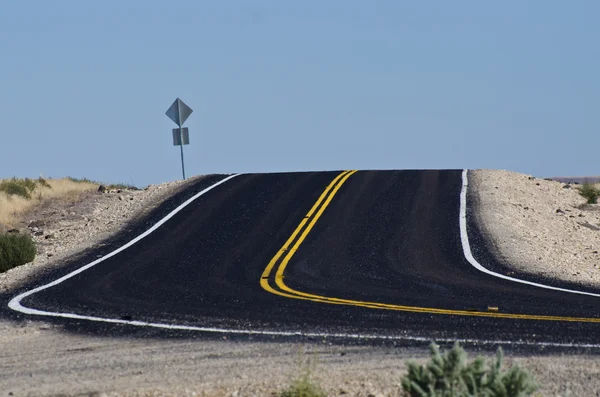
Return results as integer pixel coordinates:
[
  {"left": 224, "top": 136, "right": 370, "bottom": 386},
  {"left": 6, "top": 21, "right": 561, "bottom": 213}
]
[{"left": 5, "top": 170, "right": 600, "bottom": 347}]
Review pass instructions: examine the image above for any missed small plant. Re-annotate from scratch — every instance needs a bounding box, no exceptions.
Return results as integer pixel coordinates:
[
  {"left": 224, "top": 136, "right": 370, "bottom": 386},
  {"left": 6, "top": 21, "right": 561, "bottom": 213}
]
[
  {"left": 401, "top": 342, "right": 538, "bottom": 397},
  {"left": 577, "top": 183, "right": 600, "bottom": 204},
  {"left": 37, "top": 176, "right": 52, "bottom": 189},
  {"left": 279, "top": 353, "right": 326, "bottom": 397},
  {"left": 0, "top": 233, "right": 37, "bottom": 272}
]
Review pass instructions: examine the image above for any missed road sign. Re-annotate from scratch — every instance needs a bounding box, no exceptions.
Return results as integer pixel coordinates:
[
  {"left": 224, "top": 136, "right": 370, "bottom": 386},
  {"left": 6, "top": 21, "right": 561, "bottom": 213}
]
[
  {"left": 165, "top": 98, "right": 193, "bottom": 127},
  {"left": 172, "top": 128, "right": 189, "bottom": 146},
  {"left": 165, "top": 98, "right": 194, "bottom": 180}
]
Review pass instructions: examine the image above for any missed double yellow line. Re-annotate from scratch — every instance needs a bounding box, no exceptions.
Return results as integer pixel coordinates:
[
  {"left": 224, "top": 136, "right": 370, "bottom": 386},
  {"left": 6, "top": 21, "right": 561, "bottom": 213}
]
[{"left": 260, "top": 171, "right": 600, "bottom": 323}]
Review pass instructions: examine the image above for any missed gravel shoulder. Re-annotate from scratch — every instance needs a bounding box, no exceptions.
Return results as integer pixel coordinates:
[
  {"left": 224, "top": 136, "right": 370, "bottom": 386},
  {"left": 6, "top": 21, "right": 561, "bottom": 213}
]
[
  {"left": 1, "top": 319, "right": 600, "bottom": 397},
  {"left": 1, "top": 170, "right": 600, "bottom": 396}
]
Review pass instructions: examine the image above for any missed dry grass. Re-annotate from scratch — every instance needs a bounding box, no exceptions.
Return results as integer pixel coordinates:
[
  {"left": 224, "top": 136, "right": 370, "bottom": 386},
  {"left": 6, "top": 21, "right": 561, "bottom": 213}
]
[{"left": 0, "top": 178, "right": 98, "bottom": 228}]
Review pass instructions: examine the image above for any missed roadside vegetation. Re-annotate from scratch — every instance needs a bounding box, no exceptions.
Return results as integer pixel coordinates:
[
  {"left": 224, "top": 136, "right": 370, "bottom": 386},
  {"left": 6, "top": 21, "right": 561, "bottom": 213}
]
[
  {"left": 401, "top": 342, "right": 538, "bottom": 397},
  {"left": 277, "top": 343, "right": 538, "bottom": 397},
  {"left": 279, "top": 353, "right": 326, "bottom": 397},
  {"left": 67, "top": 176, "right": 138, "bottom": 191},
  {"left": 0, "top": 176, "right": 137, "bottom": 228},
  {"left": 0, "top": 177, "right": 99, "bottom": 228},
  {"left": 0, "top": 232, "right": 36, "bottom": 272},
  {"left": 577, "top": 183, "right": 600, "bottom": 204},
  {"left": 0, "top": 176, "right": 139, "bottom": 272}
]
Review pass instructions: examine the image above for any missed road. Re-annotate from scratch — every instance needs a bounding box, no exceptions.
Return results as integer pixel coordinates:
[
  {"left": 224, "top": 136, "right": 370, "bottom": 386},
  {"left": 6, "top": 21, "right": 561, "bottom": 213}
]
[{"left": 7, "top": 170, "right": 600, "bottom": 346}]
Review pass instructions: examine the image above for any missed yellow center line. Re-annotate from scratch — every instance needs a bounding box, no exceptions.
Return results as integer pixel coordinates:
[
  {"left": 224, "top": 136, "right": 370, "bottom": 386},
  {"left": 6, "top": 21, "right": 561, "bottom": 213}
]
[{"left": 260, "top": 171, "right": 600, "bottom": 323}]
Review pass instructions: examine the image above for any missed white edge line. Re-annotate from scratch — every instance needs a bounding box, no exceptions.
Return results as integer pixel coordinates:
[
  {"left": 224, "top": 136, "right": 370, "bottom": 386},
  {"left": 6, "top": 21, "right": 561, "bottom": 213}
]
[
  {"left": 460, "top": 169, "right": 600, "bottom": 298},
  {"left": 6, "top": 171, "right": 600, "bottom": 349},
  {"left": 8, "top": 174, "right": 241, "bottom": 312}
]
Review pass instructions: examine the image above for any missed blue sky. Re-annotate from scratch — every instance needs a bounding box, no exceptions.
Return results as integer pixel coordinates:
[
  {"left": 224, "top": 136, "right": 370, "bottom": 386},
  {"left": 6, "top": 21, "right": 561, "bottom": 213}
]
[{"left": 1, "top": 1, "right": 598, "bottom": 187}]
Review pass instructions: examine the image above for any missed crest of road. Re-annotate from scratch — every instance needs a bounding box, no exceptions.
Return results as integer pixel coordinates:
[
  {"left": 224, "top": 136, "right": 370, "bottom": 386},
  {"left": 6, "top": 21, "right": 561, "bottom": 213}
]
[{"left": 8, "top": 170, "right": 600, "bottom": 346}]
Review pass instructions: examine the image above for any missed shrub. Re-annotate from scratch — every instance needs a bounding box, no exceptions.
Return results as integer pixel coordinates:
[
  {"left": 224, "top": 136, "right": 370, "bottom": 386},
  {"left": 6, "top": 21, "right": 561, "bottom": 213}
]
[
  {"left": 279, "top": 355, "right": 326, "bottom": 397},
  {"left": 21, "top": 178, "right": 37, "bottom": 193},
  {"left": 0, "top": 177, "right": 47, "bottom": 199},
  {"left": 401, "top": 342, "right": 538, "bottom": 397},
  {"left": 0, "top": 179, "right": 32, "bottom": 199},
  {"left": 0, "top": 233, "right": 36, "bottom": 272},
  {"left": 37, "top": 176, "right": 52, "bottom": 189},
  {"left": 577, "top": 183, "right": 600, "bottom": 204}
]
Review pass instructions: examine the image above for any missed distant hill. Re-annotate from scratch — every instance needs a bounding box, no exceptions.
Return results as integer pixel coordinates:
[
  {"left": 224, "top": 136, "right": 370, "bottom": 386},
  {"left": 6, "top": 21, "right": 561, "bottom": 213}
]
[{"left": 549, "top": 176, "right": 600, "bottom": 184}]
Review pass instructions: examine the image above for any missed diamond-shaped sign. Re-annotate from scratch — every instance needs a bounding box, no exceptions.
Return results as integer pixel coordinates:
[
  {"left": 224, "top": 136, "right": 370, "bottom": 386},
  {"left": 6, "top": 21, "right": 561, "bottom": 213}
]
[{"left": 165, "top": 98, "right": 193, "bottom": 127}]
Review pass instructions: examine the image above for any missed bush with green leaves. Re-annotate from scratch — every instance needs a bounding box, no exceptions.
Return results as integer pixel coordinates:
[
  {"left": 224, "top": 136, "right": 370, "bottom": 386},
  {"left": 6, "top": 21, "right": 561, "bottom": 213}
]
[
  {"left": 401, "top": 342, "right": 538, "bottom": 397},
  {"left": 0, "top": 233, "right": 37, "bottom": 272},
  {"left": 0, "top": 177, "right": 51, "bottom": 199},
  {"left": 0, "top": 178, "right": 35, "bottom": 199},
  {"left": 577, "top": 183, "right": 600, "bottom": 204}
]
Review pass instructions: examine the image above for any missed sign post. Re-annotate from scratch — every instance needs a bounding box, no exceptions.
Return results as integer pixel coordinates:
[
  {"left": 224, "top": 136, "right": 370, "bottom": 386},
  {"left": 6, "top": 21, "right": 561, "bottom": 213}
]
[{"left": 165, "top": 98, "right": 193, "bottom": 180}]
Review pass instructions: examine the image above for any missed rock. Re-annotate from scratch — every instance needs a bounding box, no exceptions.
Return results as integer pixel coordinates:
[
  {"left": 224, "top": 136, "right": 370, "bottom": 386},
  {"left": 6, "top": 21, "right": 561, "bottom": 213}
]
[
  {"left": 28, "top": 220, "right": 45, "bottom": 228},
  {"left": 579, "top": 222, "right": 600, "bottom": 231},
  {"left": 45, "top": 234, "right": 55, "bottom": 240},
  {"left": 116, "top": 189, "right": 122, "bottom": 194},
  {"left": 47, "top": 253, "right": 53, "bottom": 257},
  {"left": 556, "top": 209, "right": 565, "bottom": 214},
  {"left": 34, "top": 231, "right": 44, "bottom": 236},
  {"left": 118, "top": 195, "right": 124, "bottom": 201},
  {"left": 98, "top": 185, "right": 107, "bottom": 193},
  {"left": 563, "top": 184, "right": 571, "bottom": 189}
]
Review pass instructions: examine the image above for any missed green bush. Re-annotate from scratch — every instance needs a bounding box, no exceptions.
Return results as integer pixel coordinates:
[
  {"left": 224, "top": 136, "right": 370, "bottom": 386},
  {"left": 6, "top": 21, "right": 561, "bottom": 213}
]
[
  {"left": 0, "top": 233, "right": 37, "bottom": 272},
  {"left": 401, "top": 342, "right": 538, "bottom": 397},
  {"left": 577, "top": 183, "right": 600, "bottom": 204},
  {"left": 0, "top": 179, "right": 32, "bottom": 199},
  {"left": 0, "top": 177, "right": 45, "bottom": 199}
]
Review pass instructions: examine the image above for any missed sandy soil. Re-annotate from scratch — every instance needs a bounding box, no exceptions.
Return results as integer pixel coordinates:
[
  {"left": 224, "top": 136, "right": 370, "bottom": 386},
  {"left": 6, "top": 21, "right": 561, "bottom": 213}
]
[
  {"left": 471, "top": 170, "right": 600, "bottom": 288},
  {"left": 2, "top": 170, "right": 600, "bottom": 396},
  {"left": 1, "top": 319, "right": 599, "bottom": 397}
]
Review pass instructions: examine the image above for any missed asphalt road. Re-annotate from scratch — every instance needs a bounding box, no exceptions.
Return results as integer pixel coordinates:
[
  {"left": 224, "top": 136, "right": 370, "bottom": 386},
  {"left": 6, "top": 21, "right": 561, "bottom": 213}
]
[{"left": 7, "top": 170, "right": 600, "bottom": 346}]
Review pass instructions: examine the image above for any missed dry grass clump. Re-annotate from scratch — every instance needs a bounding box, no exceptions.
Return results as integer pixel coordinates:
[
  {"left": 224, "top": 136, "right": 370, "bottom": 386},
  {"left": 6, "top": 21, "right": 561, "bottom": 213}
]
[{"left": 0, "top": 177, "right": 98, "bottom": 228}]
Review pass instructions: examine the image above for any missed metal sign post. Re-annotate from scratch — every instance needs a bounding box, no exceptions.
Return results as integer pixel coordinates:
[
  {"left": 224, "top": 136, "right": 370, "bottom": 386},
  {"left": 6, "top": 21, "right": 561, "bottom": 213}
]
[{"left": 165, "top": 98, "right": 193, "bottom": 180}]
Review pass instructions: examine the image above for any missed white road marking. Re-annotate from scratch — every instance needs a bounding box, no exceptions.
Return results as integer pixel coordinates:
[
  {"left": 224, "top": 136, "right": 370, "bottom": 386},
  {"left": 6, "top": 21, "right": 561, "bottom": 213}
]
[
  {"left": 460, "top": 169, "right": 600, "bottom": 298},
  {"left": 6, "top": 171, "right": 600, "bottom": 348},
  {"left": 8, "top": 174, "right": 241, "bottom": 312}
]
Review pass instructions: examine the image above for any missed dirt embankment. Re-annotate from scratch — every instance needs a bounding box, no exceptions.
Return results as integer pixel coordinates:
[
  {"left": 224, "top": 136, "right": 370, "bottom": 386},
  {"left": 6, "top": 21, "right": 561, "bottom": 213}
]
[{"left": 471, "top": 170, "right": 600, "bottom": 288}]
